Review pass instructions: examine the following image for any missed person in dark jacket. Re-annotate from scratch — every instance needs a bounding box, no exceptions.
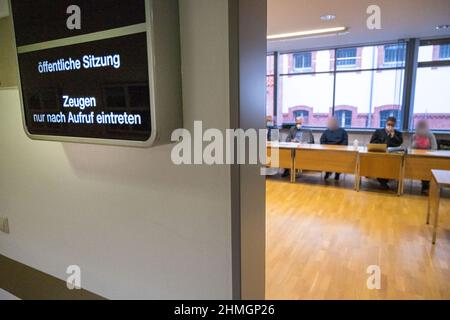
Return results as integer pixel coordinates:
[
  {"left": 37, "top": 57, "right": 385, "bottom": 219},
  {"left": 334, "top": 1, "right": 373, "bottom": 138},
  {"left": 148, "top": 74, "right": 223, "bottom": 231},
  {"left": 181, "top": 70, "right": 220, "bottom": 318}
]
[
  {"left": 286, "top": 117, "right": 315, "bottom": 144},
  {"left": 370, "top": 117, "right": 403, "bottom": 147},
  {"left": 370, "top": 116, "right": 403, "bottom": 189},
  {"left": 320, "top": 117, "right": 348, "bottom": 180}
]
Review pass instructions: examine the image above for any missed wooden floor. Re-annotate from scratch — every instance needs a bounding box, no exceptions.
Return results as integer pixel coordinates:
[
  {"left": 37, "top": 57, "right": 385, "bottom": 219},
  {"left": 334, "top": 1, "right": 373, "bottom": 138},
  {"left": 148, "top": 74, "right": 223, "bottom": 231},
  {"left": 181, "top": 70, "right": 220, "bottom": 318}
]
[{"left": 266, "top": 173, "right": 450, "bottom": 300}]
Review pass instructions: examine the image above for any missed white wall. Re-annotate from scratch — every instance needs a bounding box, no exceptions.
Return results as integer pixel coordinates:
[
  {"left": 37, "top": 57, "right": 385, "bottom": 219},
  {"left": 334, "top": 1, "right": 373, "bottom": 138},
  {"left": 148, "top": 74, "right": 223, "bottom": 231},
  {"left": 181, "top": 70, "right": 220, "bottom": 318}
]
[
  {"left": 0, "top": 0, "right": 9, "bottom": 18},
  {"left": 0, "top": 0, "right": 233, "bottom": 299},
  {"left": 0, "top": 289, "right": 20, "bottom": 300}
]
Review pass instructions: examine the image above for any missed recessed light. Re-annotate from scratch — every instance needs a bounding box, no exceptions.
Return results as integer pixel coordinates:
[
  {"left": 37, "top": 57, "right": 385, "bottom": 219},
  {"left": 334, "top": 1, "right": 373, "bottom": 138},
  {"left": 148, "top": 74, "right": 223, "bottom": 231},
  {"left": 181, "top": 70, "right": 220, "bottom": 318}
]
[
  {"left": 321, "top": 14, "right": 336, "bottom": 21},
  {"left": 436, "top": 24, "right": 450, "bottom": 30}
]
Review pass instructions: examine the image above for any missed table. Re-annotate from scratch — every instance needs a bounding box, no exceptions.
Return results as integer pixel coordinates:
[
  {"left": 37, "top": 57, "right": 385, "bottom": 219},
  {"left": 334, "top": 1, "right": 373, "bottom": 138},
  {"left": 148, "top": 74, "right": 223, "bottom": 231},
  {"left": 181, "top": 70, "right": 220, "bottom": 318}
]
[
  {"left": 427, "top": 170, "right": 450, "bottom": 244},
  {"left": 266, "top": 143, "right": 450, "bottom": 197},
  {"left": 293, "top": 144, "right": 359, "bottom": 189},
  {"left": 404, "top": 149, "right": 450, "bottom": 181},
  {"left": 266, "top": 143, "right": 295, "bottom": 182},
  {"left": 357, "top": 149, "right": 404, "bottom": 195}
]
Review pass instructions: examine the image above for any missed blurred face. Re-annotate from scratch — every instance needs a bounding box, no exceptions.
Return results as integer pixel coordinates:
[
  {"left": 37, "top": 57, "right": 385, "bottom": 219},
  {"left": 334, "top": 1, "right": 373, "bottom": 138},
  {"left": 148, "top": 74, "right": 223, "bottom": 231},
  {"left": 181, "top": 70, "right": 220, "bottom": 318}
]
[
  {"left": 328, "top": 118, "right": 339, "bottom": 130},
  {"left": 416, "top": 121, "right": 429, "bottom": 134},
  {"left": 296, "top": 118, "right": 303, "bottom": 129}
]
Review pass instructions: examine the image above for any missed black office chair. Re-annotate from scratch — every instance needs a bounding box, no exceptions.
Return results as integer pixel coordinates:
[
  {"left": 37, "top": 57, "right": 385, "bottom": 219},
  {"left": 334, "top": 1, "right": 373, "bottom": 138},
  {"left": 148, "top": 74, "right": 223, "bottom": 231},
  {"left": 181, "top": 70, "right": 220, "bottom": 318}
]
[{"left": 437, "top": 139, "right": 450, "bottom": 151}]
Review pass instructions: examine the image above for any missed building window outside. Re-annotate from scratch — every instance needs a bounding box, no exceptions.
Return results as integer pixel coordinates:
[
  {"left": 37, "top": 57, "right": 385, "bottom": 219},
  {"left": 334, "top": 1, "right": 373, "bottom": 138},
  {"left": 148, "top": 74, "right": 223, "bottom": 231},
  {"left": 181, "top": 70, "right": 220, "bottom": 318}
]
[
  {"left": 293, "top": 52, "right": 312, "bottom": 71},
  {"left": 384, "top": 44, "right": 406, "bottom": 65},
  {"left": 336, "top": 48, "right": 357, "bottom": 68},
  {"left": 335, "top": 110, "right": 352, "bottom": 128},
  {"left": 440, "top": 44, "right": 450, "bottom": 60},
  {"left": 293, "top": 110, "right": 310, "bottom": 124},
  {"left": 380, "top": 110, "right": 400, "bottom": 128}
]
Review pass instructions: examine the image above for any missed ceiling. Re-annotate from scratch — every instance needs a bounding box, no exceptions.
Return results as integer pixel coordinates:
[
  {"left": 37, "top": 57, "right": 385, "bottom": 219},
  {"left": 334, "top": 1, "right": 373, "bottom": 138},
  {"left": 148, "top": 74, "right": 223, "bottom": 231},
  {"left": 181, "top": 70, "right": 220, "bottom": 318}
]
[
  {"left": 0, "top": 0, "right": 9, "bottom": 19},
  {"left": 268, "top": 0, "right": 450, "bottom": 52}
]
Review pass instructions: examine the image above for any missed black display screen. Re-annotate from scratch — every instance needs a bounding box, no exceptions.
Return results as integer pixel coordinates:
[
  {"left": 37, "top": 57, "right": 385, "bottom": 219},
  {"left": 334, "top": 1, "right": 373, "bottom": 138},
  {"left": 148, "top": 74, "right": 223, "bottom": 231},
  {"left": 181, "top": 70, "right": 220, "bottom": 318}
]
[
  {"left": 11, "top": 0, "right": 146, "bottom": 46},
  {"left": 17, "top": 33, "right": 152, "bottom": 141}
]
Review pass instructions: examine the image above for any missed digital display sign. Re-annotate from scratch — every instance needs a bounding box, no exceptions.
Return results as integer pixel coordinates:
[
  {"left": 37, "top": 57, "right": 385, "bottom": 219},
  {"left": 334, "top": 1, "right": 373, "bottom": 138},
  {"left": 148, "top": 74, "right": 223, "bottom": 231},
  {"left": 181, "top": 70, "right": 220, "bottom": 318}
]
[
  {"left": 10, "top": 0, "right": 155, "bottom": 143},
  {"left": 17, "top": 33, "right": 151, "bottom": 141},
  {"left": 11, "top": 0, "right": 146, "bottom": 46}
]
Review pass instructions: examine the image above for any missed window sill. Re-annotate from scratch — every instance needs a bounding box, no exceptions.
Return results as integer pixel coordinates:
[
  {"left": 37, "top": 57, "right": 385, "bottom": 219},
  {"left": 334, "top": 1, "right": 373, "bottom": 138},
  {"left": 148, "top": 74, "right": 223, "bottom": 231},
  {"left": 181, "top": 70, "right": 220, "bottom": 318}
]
[{"left": 278, "top": 125, "right": 450, "bottom": 136}]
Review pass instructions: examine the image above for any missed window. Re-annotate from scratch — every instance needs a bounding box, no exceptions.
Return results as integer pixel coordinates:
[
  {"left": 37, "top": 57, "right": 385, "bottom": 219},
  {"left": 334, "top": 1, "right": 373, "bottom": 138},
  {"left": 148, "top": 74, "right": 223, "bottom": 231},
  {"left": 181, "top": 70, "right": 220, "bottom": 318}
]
[
  {"left": 336, "top": 48, "right": 357, "bottom": 68},
  {"left": 278, "top": 50, "right": 334, "bottom": 126},
  {"left": 293, "top": 110, "right": 310, "bottom": 123},
  {"left": 380, "top": 110, "right": 400, "bottom": 128},
  {"left": 269, "top": 40, "right": 449, "bottom": 132},
  {"left": 266, "top": 55, "right": 275, "bottom": 118},
  {"left": 440, "top": 44, "right": 450, "bottom": 60},
  {"left": 412, "top": 40, "right": 450, "bottom": 131},
  {"left": 293, "top": 52, "right": 312, "bottom": 71},
  {"left": 275, "top": 44, "right": 405, "bottom": 128},
  {"left": 335, "top": 110, "right": 352, "bottom": 128},
  {"left": 384, "top": 44, "right": 406, "bottom": 65}
]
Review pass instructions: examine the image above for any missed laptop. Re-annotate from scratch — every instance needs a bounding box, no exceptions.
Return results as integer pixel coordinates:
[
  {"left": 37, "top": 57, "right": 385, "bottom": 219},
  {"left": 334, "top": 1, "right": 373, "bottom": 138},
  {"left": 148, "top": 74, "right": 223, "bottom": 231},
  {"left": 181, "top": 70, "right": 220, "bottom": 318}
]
[{"left": 367, "top": 144, "right": 388, "bottom": 153}]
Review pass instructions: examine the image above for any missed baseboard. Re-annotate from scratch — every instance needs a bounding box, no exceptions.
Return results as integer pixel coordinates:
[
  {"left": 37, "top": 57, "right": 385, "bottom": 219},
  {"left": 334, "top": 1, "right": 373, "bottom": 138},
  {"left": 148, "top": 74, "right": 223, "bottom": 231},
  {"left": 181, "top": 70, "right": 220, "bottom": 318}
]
[{"left": 0, "top": 254, "right": 105, "bottom": 300}]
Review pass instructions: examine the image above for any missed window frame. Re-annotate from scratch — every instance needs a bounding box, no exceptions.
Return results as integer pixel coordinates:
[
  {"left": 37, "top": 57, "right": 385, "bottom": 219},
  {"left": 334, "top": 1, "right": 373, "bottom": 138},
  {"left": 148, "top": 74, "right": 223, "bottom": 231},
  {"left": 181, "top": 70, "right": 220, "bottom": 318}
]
[
  {"left": 336, "top": 47, "right": 358, "bottom": 69},
  {"left": 383, "top": 43, "right": 407, "bottom": 67},
  {"left": 409, "top": 38, "right": 450, "bottom": 133},
  {"left": 267, "top": 39, "right": 450, "bottom": 134},
  {"left": 439, "top": 44, "right": 450, "bottom": 60},
  {"left": 293, "top": 52, "right": 313, "bottom": 72},
  {"left": 270, "top": 41, "right": 408, "bottom": 130},
  {"left": 335, "top": 110, "right": 352, "bottom": 128}
]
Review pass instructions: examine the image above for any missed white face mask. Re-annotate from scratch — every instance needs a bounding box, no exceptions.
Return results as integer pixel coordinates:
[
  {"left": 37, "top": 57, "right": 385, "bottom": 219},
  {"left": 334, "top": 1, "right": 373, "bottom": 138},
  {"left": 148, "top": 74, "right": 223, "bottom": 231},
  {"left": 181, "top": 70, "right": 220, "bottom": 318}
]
[
  {"left": 267, "top": 121, "right": 273, "bottom": 127},
  {"left": 386, "top": 125, "right": 394, "bottom": 132},
  {"left": 296, "top": 124, "right": 302, "bottom": 130}
]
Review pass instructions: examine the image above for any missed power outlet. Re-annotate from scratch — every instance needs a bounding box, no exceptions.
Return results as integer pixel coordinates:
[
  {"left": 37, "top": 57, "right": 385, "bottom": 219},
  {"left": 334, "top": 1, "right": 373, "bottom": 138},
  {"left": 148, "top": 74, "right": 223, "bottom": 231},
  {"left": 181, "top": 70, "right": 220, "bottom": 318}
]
[{"left": 0, "top": 217, "right": 10, "bottom": 234}]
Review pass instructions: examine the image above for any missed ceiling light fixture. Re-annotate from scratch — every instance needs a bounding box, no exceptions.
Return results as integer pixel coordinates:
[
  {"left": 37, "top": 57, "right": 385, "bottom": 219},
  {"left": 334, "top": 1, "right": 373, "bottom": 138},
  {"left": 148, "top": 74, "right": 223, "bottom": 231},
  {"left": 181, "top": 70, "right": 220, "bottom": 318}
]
[
  {"left": 320, "top": 14, "right": 336, "bottom": 21},
  {"left": 436, "top": 24, "right": 450, "bottom": 30},
  {"left": 267, "top": 27, "right": 348, "bottom": 40}
]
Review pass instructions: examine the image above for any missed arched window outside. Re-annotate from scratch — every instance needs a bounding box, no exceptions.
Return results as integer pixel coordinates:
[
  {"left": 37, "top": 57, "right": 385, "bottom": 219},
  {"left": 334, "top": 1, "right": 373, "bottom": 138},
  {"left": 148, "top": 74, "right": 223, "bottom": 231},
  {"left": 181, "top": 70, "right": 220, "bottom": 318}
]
[{"left": 335, "top": 110, "right": 352, "bottom": 128}]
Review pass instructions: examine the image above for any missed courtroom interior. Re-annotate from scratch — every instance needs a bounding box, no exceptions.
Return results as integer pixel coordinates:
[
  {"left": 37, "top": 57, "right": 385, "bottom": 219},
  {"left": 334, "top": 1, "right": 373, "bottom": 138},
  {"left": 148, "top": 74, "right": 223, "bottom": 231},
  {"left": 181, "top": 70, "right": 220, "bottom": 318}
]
[{"left": 265, "top": 0, "right": 450, "bottom": 299}]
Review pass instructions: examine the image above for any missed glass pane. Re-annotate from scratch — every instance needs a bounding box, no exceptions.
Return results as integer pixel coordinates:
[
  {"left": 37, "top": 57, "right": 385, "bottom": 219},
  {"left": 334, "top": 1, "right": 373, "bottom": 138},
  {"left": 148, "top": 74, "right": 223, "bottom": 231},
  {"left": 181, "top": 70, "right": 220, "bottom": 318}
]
[
  {"left": 412, "top": 66, "right": 450, "bottom": 130},
  {"left": 334, "top": 69, "right": 404, "bottom": 129},
  {"left": 381, "top": 43, "right": 406, "bottom": 68},
  {"left": 418, "top": 43, "right": 450, "bottom": 63},
  {"left": 280, "top": 50, "right": 334, "bottom": 74},
  {"left": 336, "top": 48, "right": 357, "bottom": 69},
  {"left": 267, "top": 55, "right": 274, "bottom": 75},
  {"left": 279, "top": 73, "right": 334, "bottom": 126},
  {"left": 266, "top": 75, "right": 274, "bottom": 118},
  {"left": 335, "top": 44, "right": 406, "bottom": 70}
]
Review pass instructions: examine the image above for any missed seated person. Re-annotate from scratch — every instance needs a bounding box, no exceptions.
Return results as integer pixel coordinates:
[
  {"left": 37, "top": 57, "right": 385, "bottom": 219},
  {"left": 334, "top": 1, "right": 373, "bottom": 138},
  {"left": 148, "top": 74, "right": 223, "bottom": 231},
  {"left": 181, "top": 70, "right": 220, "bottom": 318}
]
[
  {"left": 286, "top": 117, "right": 315, "bottom": 144},
  {"left": 320, "top": 117, "right": 348, "bottom": 181},
  {"left": 411, "top": 120, "right": 438, "bottom": 194},
  {"left": 370, "top": 116, "right": 403, "bottom": 189},
  {"left": 282, "top": 117, "right": 314, "bottom": 177},
  {"left": 266, "top": 115, "right": 279, "bottom": 142}
]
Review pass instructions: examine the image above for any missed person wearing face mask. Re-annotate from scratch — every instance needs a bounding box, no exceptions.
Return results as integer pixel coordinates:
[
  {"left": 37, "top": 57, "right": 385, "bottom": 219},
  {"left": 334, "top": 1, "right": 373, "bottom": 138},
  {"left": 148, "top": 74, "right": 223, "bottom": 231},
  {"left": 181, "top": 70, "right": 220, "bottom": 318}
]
[
  {"left": 370, "top": 116, "right": 404, "bottom": 189},
  {"left": 411, "top": 120, "right": 437, "bottom": 194},
  {"left": 282, "top": 117, "right": 315, "bottom": 177},
  {"left": 286, "top": 117, "right": 315, "bottom": 144}
]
